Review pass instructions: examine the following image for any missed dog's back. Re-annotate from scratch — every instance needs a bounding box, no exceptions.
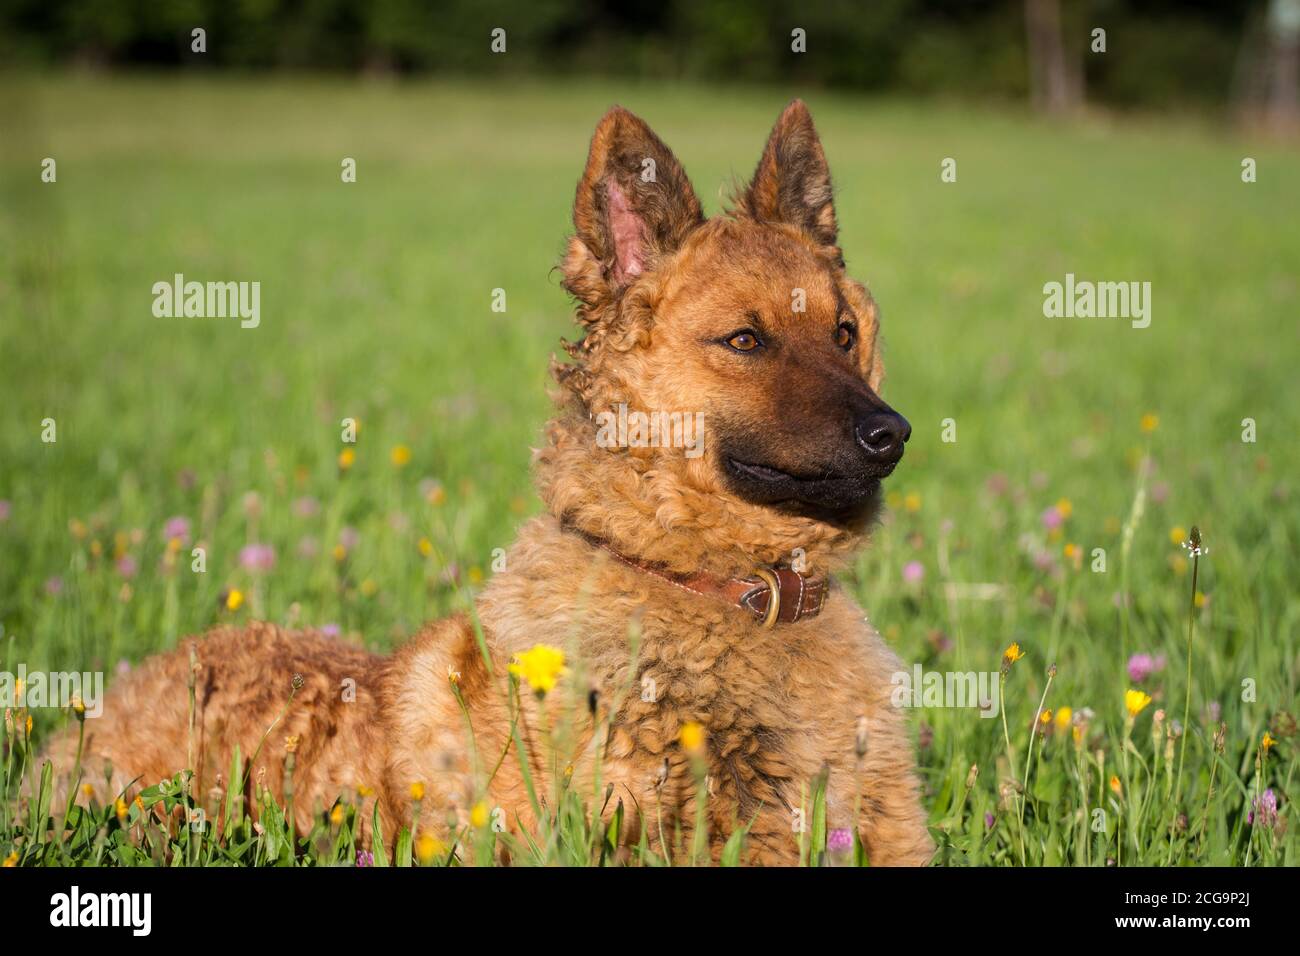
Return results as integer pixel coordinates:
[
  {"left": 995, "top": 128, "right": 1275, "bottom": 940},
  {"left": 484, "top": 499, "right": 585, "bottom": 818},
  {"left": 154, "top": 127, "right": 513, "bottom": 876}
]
[{"left": 45, "top": 623, "right": 389, "bottom": 836}]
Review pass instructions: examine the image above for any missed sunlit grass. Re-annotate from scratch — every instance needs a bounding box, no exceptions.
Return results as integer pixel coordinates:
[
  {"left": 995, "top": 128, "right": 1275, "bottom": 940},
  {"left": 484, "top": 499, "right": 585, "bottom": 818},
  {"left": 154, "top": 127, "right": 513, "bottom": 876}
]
[{"left": 0, "top": 75, "right": 1296, "bottom": 865}]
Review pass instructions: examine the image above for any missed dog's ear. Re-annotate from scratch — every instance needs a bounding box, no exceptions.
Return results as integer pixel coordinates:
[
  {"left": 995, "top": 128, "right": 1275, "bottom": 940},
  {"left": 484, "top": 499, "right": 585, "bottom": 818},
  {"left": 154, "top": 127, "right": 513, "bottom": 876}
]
[
  {"left": 567, "top": 107, "right": 704, "bottom": 298},
  {"left": 735, "top": 99, "right": 838, "bottom": 248}
]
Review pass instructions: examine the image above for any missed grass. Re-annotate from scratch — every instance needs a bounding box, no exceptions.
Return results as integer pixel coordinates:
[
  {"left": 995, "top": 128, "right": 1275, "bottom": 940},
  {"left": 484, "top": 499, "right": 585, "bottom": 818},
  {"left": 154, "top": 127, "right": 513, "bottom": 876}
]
[{"left": 0, "top": 73, "right": 1296, "bottom": 866}]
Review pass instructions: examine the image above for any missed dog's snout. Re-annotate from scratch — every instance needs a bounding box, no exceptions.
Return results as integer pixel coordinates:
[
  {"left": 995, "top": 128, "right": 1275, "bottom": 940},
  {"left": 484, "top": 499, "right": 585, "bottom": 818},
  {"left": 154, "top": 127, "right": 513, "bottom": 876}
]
[{"left": 855, "top": 410, "right": 911, "bottom": 465}]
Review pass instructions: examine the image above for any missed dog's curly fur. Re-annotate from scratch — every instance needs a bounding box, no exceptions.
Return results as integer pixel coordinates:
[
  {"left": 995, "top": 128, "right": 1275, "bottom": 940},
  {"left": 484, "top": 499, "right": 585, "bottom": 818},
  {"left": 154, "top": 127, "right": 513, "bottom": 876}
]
[{"left": 45, "top": 101, "right": 933, "bottom": 866}]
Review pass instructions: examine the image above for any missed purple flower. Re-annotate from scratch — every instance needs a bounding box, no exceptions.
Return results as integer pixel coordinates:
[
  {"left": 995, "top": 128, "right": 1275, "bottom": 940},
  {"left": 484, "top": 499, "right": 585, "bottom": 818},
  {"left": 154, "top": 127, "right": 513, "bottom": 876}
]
[
  {"left": 902, "top": 560, "right": 924, "bottom": 584},
  {"left": 827, "top": 828, "right": 853, "bottom": 854},
  {"left": 1150, "top": 481, "right": 1170, "bottom": 505},
  {"left": 339, "top": 526, "right": 360, "bottom": 550},
  {"left": 293, "top": 496, "right": 320, "bottom": 517},
  {"left": 44, "top": 576, "right": 64, "bottom": 596},
  {"left": 927, "top": 630, "right": 954, "bottom": 654},
  {"left": 1248, "top": 789, "right": 1278, "bottom": 828},
  {"left": 115, "top": 555, "right": 138, "bottom": 579},
  {"left": 984, "top": 812, "right": 996, "bottom": 830},
  {"left": 321, "top": 623, "right": 341, "bottom": 638},
  {"left": 0, "top": 499, "right": 10, "bottom": 522},
  {"left": 239, "top": 543, "right": 276, "bottom": 572},
  {"left": 1040, "top": 506, "right": 1063, "bottom": 530},
  {"left": 356, "top": 849, "right": 374, "bottom": 867},
  {"left": 1204, "top": 701, "right": 1222, "bottom": 724},
  {"left": 116, "top": 659, "right": 132, "bottom": 676},
  {"left": 163, "top": 516, "right": 191, "bottom": 544},
  {"left": 1128, "top": 653, "right": 1156, "bottom": 683},
  {"left": 985, "top": 473, "right": 1009, "bottom": 497},
  {"left": 296, "top": 536, "right": 319, "bottom": 559}
]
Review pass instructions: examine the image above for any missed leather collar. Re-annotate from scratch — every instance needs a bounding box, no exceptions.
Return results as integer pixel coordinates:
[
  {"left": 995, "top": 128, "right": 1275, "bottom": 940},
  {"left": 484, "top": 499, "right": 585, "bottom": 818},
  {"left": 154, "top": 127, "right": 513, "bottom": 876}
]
[{"left": 570, "top": 527, "right": 829, "bottom": 627}]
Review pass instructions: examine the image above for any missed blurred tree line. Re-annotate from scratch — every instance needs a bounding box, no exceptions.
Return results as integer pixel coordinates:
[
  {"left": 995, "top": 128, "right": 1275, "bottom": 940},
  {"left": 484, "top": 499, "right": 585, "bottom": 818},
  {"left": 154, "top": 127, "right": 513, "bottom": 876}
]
[{"left": 0, "top": 0, "right": 1293, "bottom": 116}]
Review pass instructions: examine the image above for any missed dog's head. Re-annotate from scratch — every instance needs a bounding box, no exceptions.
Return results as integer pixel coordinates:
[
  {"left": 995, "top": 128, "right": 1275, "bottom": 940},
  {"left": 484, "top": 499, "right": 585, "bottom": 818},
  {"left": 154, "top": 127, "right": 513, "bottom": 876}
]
[{"left": 545, "top": 101, "right": 908, "bottom": 569}]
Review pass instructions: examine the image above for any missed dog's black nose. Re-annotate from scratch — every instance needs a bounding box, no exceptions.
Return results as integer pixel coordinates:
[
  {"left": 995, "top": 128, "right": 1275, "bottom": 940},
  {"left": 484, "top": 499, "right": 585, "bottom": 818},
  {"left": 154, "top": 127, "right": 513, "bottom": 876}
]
[{"left": 855, "top": 410, "right": 911, "bottom": 464}]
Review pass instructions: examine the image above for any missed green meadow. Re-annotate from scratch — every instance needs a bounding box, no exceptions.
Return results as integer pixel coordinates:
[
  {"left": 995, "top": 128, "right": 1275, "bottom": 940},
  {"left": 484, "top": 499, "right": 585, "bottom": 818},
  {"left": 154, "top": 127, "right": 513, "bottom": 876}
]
[{"left": 0, "top": 75, "right": 1296, "bottom": 865}]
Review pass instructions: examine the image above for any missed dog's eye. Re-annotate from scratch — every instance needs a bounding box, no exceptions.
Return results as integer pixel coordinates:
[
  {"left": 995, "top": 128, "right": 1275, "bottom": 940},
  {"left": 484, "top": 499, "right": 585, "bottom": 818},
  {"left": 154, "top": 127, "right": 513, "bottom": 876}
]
[
  {"left": 836, "top": 322, "right": 856, "bottom": 350},
  {"left": 726, "top": 330, "right": 762, "bottom": 353}
]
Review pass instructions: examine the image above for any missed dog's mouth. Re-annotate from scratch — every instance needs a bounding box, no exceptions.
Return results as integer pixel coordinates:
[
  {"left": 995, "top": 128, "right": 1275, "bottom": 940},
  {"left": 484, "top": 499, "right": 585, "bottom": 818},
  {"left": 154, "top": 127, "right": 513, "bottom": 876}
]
[
  {"left": 723, "top": 455, "right": 887, "bottom": 524},
  {"left": 727, "top": 457, "right": 897, "bottom": 484}
]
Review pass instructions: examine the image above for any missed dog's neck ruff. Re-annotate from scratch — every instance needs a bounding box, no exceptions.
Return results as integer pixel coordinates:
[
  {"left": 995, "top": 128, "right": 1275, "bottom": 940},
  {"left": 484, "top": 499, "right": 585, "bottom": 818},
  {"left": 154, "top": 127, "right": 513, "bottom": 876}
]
[{"left": 567, "top": 526, "right": 829, "bottom": 627}]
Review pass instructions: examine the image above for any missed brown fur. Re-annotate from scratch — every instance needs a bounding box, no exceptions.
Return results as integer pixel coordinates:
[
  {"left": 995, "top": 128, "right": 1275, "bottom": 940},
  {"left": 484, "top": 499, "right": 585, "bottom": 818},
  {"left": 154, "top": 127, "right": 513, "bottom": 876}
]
[{"left": 44, "top": 101, "right": 933, "bottom": 866}]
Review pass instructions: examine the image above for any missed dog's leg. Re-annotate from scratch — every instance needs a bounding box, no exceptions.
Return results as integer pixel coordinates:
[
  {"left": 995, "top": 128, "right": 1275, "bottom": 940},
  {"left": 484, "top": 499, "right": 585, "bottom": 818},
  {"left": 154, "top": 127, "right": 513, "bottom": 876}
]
[{"left": 854, "top": 712, "right": 934, "bottom": 866}]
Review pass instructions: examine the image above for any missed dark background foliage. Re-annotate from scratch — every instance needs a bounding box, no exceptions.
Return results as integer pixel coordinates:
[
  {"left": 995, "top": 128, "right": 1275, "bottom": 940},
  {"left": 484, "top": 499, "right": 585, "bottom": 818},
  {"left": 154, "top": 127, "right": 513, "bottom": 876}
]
[{"left": 0, "top": 0, "right": 1275, "bottom": 111}]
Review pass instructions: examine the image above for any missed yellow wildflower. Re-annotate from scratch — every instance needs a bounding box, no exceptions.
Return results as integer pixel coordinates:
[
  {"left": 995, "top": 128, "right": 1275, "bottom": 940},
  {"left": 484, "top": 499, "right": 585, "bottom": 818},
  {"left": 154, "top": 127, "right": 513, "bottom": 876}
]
[
  {"left": 470, "top": 802, "right": 489, "bottom": 829},
  {"left": 1140, "top": 413, "right": 1159, "bottom": 433},
  {"left": 1261, "top": 732, "right": 1276, "bottom": 754},
  {"left": 225, "top": 588, "right": 244, "bottom": 611},
  {"left": 417, "top": 537, "right": 433, "bottom": 557},
  {"left": 1055, "top": 706, "right": 1072, "bottom": 731},
  {"left": 409, "top": 782, "right": 425, "bottom": 801},
  {"left": 903, "top": 492, "right": 922, "bottom": 513},
  {"left": 508, "top": 644, "right": 567, "bottom": 695},
  {"left": 1125, "top": 689, "right": 1153, "bottom": 718},
  {"left": 1055, "top": 498, "right": 1073, "bottom": 519},
  {"left": 338, "top": 447, "right": 356, "bottom": 470},
  {"left": 360, "top": 578, "right": 378, "bottom": 597},
  {"left": 2, "top": 851, "right": 16, "bottom": 867},
  {"left": 415, "top": 833, "right": 445, "bottom": 865},
  {"left": 1169, "top": 525, "right": 1186, "bottom": 547},
  {"left": 390, "top": 444, "right": 411, "bottom": 467},
  {"left": 330, "top": 804, "right": 345, "bottom": 826},
  {"left": 679, "top": 721, "right": 706, "bottom": 754},
  {"left": 114, "top": 797, "right": 128, "bottom": 821},
  {"left": 332, "top": 543, "right": 347, "bottom": 562},
  {"left": 1109, "top": 775, "right": 1122, "bottom": 795}
]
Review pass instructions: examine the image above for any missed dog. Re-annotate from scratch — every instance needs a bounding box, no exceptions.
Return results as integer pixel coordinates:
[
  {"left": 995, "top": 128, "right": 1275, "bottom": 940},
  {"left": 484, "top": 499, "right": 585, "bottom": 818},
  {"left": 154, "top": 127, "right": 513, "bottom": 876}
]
[{"left": 45, "top": 100, "right": 933, "bottom": 866}]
